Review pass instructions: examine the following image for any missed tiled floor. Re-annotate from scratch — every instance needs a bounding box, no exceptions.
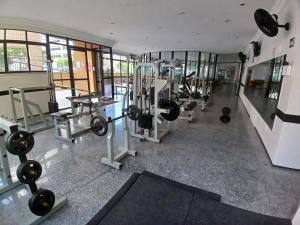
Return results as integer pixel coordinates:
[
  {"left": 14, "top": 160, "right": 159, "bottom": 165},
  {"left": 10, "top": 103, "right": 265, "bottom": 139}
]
[{"left": 1, "top": 84, "right": 300, "bottom": 225}]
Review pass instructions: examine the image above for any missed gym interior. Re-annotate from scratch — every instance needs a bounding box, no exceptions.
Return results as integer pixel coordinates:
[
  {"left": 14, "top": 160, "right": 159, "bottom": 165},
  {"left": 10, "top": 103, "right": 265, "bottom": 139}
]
[{"left": 1, "top": 0, "right": 300, "bottom": 225}]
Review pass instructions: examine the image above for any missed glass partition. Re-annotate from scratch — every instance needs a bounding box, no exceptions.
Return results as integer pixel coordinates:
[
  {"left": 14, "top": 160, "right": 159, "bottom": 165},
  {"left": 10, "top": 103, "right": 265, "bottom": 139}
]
[
  {"left": 0, "top": 43, "right": 5, "bottom": 72},
  {"left": 244, "top": 55, "right": 286, "bottom": 129}
]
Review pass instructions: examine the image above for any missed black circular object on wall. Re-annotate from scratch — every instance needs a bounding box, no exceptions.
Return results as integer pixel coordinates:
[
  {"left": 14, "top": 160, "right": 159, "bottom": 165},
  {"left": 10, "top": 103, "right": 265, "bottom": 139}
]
[{"left": 254, "top": 8, "right": 289, "bottom": 37}]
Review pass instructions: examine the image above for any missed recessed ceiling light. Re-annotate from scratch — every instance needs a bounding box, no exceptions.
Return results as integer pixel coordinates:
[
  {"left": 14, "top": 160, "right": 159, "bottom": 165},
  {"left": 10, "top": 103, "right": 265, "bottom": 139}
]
[{"left": 225, "top": 19, "right": 231, "bottom": 23}]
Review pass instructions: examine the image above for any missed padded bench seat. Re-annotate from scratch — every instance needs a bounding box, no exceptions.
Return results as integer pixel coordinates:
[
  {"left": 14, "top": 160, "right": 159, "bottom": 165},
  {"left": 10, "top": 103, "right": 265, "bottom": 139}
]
[{"left": 50, "top": 112, "right": 73, "bottom": 119}]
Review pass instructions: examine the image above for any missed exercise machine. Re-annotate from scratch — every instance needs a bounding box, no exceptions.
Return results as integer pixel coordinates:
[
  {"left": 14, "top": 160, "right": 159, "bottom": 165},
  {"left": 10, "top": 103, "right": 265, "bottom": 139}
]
[
  {"left": 9, "top": 86, "right": 55, "bottom": 133},
  {"left": 131, "top": 63, "right": 180, "bottom": 143}
]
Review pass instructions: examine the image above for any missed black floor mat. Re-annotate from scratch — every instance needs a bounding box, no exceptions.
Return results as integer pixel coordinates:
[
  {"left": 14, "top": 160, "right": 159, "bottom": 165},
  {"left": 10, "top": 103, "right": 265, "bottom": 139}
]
[
  {"left": 186, "top": 199, "right": 291, "bottom": 225},
  {"left": 86, "top": 171, "right": 291, "bottom": 225}
]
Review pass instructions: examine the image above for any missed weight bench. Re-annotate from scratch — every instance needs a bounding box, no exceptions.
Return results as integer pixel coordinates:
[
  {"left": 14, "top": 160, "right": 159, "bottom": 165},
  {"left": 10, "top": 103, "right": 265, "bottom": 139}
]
[
  {"left": 50, "top": 111, "right": 90, "bottom": 143},
  {"left": 87, "top": 171, "right": 291, "bottom": 225}
]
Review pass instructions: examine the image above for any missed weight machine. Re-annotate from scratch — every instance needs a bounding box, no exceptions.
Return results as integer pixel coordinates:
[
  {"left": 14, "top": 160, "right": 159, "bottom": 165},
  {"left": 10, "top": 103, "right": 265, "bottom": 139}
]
[
  {"left": 90, "top": 91, "right": 136, "bottom": 170},
  {"left": 131, "top": 63, "right": 180, "bottom": 143},
  {"left": 0, "top": 117, "right": 66, "bottom": 224}
]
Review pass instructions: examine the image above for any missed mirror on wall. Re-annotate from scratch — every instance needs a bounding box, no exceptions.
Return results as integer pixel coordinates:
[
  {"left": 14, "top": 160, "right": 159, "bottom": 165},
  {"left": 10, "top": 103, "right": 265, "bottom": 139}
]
[{"left": 244, "top": 55, "right": 286, "bottom": 129}]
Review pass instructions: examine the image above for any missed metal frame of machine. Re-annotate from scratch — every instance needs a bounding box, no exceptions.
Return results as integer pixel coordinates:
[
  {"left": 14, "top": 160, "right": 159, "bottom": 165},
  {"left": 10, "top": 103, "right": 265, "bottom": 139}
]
[{"left": 131, "top": 63, "right": 177, "bottom": 143}]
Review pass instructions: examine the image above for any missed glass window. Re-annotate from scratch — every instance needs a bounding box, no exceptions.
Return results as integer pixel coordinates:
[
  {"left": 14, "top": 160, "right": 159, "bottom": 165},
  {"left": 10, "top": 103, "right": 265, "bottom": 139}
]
[
  {"left": 0, "top": 30, "right": 4, "bottom": 39},
  {"left": 49, "top": 36, "right": 67, "bottom": 45},
  {"left": 120, "top": 55, "right": 127, "bottom": 61},
  {"left": 54, "top": 80, "right": 72, "bottom": 109},
  {"left": 69, "top": 39, "right": 86, "bottom": 48},
  {"left": 101, "top": 46, "right": 111, "bottom": 52},
  {"left": 103, "top": 58, "right": 111, "bottom": 78},
  {"left": 104, "top": 78, "right": 112, "bottom": 97},
  {"left": 50, "top": 44, "right": 69, "bottom": 72},
  {"left": 151, "top": 52, "right": 159, "bottom": 62},
  {"left": 0, "top": 43, "right": 5, "bottom": 72},
  {"left": 174, "top": 51, "right": 186, "bottom": 61},
  {"left": 71, "top": 50, "right": 88, "bottom": 79},
  {"left": 7, "top": 43, "right": 29, "bottom": 71},
  {"left": 27, "top": 32, "right": 46, "bottom": 43},
  {"left": 6, "top": 30, "right": 26, "bottom": 41},
  {"left": 28, "top": 45, "right": 47, "bottom": 71},
  {"left": 160, "top": 51, "right": 172, "bottom": 61},
  {"left": 74, "top": 80, "right": 89, "bottom": 95},
  {"left": 86, "top": 43, "right": 92, "bottom": 49},
  {"left": 113, "top": 60, "right": 121, "bottom": 76},
  {"left": 102, "top": 53, "right": 110, "bottom": 59},
  {"left": 92, "top": 44, "right": 100, "bottom": 50},
  {"left": 121, "top": 61, "right": 128, "bottom": 76},
  {"left": 113, "top": 54, "right": 121, "bottom": 60}
]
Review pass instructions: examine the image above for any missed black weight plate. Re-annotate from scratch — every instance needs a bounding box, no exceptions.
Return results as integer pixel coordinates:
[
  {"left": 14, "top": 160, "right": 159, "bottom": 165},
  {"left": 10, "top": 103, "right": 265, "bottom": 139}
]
[
  {"left": 160, "top": 100, "right": 180, "bottom": 121},
  {"left": 254, "top": 8, "right": 278, "bottom": 37},
  {"left": 90, "top": 116, "right": 108, "bottom": 136},
  {"left": 127, "top": 105, "right": 141, "bottom": 121},
  {"left": 220, "top": 114, "right": 231, "bottom": 124},
  {"left": 5, "top": 131, "right": 34, "bottom": 156},
  {"left": 222, "top": 107, "right": 231, "bottom": 115},
  {"left": 17, "top": 160, "right": 42, "bottom": 184},
  {"left": 28, "top": 189, "right": 55, "bottom": 216}
]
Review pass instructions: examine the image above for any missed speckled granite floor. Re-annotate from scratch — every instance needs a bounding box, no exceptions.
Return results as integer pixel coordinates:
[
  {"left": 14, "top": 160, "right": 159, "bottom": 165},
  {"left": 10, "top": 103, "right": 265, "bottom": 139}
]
[{"left": 1, "top": 85, "right": 300, "bottom": 225}]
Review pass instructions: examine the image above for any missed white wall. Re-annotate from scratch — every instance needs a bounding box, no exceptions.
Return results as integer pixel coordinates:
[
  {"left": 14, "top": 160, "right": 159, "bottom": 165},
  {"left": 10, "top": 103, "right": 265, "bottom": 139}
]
[
  {"left": 239, "top": 0, "right": 300, "bottom": 169},
  {"left": 0, "top": 72, "right": 50, "bottom": 119}
]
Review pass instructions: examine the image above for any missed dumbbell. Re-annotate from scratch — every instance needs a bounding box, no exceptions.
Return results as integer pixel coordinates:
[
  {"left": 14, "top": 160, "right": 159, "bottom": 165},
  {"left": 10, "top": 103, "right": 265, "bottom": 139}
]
[
  {"left": 220, "top": 107, "right": 231, "bottom": 124},
  {"left": 5, "top": 131, "right": 56, "bottom": 216},
  {"left": 17, "top": 160, "right": 56, "bottom": 216}
]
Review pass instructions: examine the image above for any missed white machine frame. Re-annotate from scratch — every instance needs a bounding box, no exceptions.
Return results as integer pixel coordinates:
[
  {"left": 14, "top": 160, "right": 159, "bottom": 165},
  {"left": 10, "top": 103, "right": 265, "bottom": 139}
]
[
  {"left": 101, "top": 115, "right": 136, "bottom": 169},
  {"left": 131, "top": 63, "right": 177, "bottom": 143},
  {"left": 9, "top": 86, "right": 54, "bottom": 133},
  {"left": 0, "top": 118, "right": 21, "bottom": 195}
]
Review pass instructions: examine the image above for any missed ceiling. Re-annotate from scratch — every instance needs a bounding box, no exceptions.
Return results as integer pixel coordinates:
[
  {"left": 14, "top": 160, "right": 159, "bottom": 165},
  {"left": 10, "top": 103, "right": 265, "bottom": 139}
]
[{"left": 0, "top": 0, "right": 275, "bottom": 54}]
